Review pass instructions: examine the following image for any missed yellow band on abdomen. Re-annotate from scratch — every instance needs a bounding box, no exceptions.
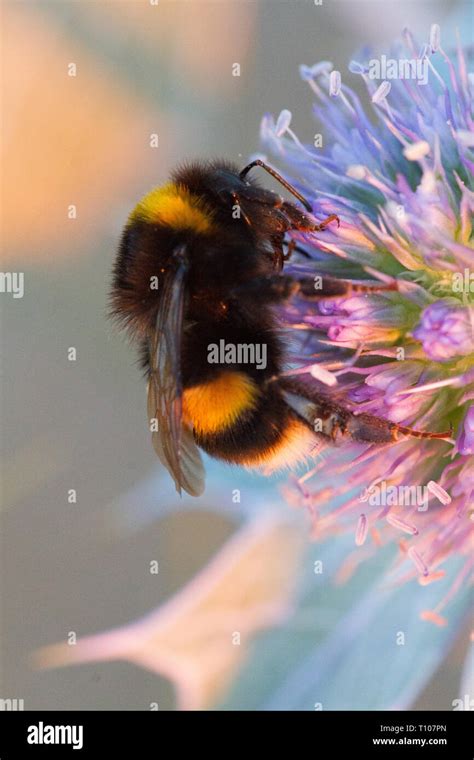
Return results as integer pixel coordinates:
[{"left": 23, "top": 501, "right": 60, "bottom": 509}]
[{"left": 182, "top": 372, "right": 259, "bottom": 435}]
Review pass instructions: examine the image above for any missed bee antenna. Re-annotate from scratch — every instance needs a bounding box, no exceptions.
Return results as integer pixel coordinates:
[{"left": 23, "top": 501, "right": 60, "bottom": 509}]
[{"left": 239, "top": 159, "right": 313, "bottom": 212}]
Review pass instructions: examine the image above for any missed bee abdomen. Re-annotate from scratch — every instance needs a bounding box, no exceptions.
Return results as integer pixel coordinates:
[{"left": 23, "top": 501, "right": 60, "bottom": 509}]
[{"left": 182, "top": 371, "right": 259, "bottom": 436}]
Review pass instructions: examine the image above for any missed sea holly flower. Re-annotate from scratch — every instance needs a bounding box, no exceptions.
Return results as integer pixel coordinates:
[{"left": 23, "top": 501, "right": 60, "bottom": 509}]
[
  {"left": 32, "top": 24, "right": 473, "bottom": 712},
  {"left": 262, "top": 25, "right": 474, "bottom": 622}
]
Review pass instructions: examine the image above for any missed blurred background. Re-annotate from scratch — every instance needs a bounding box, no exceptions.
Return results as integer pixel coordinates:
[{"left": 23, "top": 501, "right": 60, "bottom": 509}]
[{"left": 1, "top": 0, "right": 472, "bottom": 710}]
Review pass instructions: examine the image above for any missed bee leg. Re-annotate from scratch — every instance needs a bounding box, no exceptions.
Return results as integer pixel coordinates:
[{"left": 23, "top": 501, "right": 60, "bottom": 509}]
[
  {"left": 270, "top": 236, "right": 290, "bottom": 271},
  {"left": 294, "top": 275, "right": 398, "bottom": 299},
  {"left": 270, "top": 232, "right": 309, "bottom": 271},
  {"left": 286, "top": 242, "right": 310, "bottom": 259},
  {"left": 279, "top": 376, "right": 452, "bottom": 443},
  {"left": 230, "top": 273, "right": 397, "bottom": 304},
  {"left": 230, "top": 192, "right": 252, "bottom": 226},
  {"left": 311, "top": 213, "right": 340, "bottom": 231},
  {"left": 283, "top": 239, "right": 297, "bottom": 262},
  {"left": 278, "top": 201, "right": 340, "bottom": 233},
  {"left": 388, "top": 421, "right": 453, "bottom": 441},
  {"left": 274, "top": 248, "right": 284, "bottom": 272},
  {"left": 239, "top": 159, "right": 313, "bottom": 212},
  {"left": 229, "top": 274, "right": 299, "bottom": 302}
]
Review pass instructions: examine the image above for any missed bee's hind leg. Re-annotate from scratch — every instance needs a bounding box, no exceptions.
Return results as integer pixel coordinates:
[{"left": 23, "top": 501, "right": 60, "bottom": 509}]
[
  {"left": 295, "top": 274, "right": 399, "bottom": 299},
  {"left": 229, "top": 272, "right": 397, "bottom": 304},
  {"left": 278, "top": 376, "right": 452, "bottom": 443}
]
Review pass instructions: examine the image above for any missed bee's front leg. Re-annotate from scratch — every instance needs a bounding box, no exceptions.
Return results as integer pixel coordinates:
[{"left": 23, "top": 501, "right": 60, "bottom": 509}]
[{"left": 280, "top": 202, "right": 340, "bottom": 233}]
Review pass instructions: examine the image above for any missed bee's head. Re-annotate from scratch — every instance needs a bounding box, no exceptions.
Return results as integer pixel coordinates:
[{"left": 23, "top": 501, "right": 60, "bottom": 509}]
[{"left": 172, "top": 159, "right": 314, "bottom": 235}]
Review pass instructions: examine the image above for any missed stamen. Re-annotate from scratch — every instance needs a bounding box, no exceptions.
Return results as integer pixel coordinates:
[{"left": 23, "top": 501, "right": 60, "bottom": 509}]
[
  {"left": 371, "top": 81, "right": 391, "bottom": 105},
  {"left": 427, "top": 480, "right": 451, "bottom": 505},
  {"left": 275, "top": 109, "right": 292, "bottom": 137},
  {"left": 309, "top": 364, "right": 338, "bottom": 386},
  {"left": 355, "top": 514, "right": 368, "bottom": 546},
  {"left": 329, "top": 70, "right": 342, "bottom": 97},
  {"left": 403, "top": 141, "right": 431, "bottom": 161},
  {"left": 387, "top": 514, "right": 418, "bottom": 535},
  {"left": 394, "top": 377, "right": 462, "bottom": 395},
  {"left": 430, "top": 24, "right": 441, "bottom": 53},
  {"left": 420, "top": 610, "right": 447, "bottom": 626},
  {"left": 279, "top": 364, "right": 338, "bottom": 386},
  {"left": 418, "top": 570, "right": 446, "bottom": 586},
  {"left": 408, "top": 546, "right": 429, "bottom": 576}
]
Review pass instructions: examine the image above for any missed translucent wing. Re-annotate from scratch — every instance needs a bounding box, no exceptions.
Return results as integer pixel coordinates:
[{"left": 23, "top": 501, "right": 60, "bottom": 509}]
[{"left": 147, "top": 245, "right": 205, "bottom": 497}]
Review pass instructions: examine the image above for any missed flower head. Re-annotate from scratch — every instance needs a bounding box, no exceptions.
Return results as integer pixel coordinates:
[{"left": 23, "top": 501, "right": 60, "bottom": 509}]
[
  {"left": 413, "top": 299, "right": 474, "bottom": 361},
  {"left": 262, "top": 25, "right": 474, "bottom": 622}
]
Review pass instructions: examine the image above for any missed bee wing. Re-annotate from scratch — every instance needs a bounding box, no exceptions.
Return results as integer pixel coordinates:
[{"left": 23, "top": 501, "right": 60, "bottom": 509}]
[{"left": 147, "top": 246, "right": 205, "bottom": 497}]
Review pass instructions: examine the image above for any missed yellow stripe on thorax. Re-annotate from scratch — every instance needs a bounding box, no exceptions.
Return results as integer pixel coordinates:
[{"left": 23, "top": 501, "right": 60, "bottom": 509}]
[
  {"left": 128, "top": 182, "right": 215, "bottom": 234},
  {"left": 182, "top": 372, "right": 259, "bottom": 436}
]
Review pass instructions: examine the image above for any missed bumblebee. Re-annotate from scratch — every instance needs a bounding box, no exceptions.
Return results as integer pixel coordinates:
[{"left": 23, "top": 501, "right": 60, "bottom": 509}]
[{"left": 111, "top": 159, "right": 451, "bottom": 496}]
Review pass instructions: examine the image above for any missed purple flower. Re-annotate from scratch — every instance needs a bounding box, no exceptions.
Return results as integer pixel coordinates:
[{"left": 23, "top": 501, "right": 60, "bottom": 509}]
[
  {"left": 458, "top": 406, "right": 474, "bottom": 455},
  {"left": 413, "top": 300, "right": 474, "bottom": 362},
  {"left": 264, "top": 24, "right": 474, "bottom": 622}
]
